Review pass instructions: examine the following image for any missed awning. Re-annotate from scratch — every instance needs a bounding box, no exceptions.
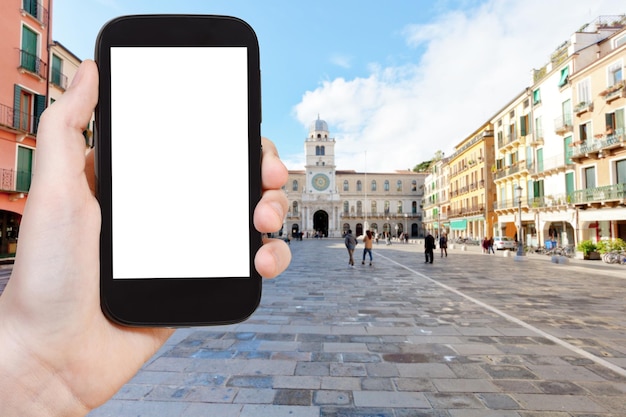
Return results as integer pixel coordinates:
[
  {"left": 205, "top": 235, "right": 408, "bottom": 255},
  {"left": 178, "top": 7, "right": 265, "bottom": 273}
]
[
  {"left": 450, "top": 219, "right": 467, "bottom": 230},
  {"left": 558, "top": 66, "right": 569, "bottom": 87}
]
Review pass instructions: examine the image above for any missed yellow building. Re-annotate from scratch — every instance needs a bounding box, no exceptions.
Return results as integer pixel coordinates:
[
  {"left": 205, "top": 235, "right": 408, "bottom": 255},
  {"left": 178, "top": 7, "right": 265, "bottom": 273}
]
[{"left": 446, "top": 123, "right": 495, "bottom": 241}]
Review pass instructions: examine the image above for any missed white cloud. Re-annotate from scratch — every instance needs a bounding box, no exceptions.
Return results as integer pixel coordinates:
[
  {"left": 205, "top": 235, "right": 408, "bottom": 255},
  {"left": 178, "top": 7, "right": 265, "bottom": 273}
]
[{"left": 293, "top": 0, "right": 619, "bottom": 172}]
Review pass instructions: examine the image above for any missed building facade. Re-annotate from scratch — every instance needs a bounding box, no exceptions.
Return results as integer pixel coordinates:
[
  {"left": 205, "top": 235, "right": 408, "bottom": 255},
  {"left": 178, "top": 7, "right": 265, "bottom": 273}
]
[
  {"left": 0, "top": 0, "right": 52, "bottom": 257},
  {"left": 285, "top": 118, "right": 426, "bottom": 238},
  {"left": 570, "top": 25, "right": 626, "bottom": 242},
  {"left": 446, "top": 123, "right": 495, "bottom": 240}
]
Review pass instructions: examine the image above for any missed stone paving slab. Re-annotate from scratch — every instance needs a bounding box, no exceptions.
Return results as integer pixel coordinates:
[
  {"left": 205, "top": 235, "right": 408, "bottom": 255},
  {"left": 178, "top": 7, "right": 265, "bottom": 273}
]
[{"left": 4, "top": 239, "right": 625, "bottom": 416}]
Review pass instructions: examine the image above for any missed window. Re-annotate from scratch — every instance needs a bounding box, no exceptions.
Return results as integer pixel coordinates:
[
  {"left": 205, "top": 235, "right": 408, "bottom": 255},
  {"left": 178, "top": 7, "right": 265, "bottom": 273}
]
[
  {"left": 22, "top": 0, "right": 40, "bottom": 20},
  {"left": 343, "top": 180, "right": 349, "bottom": 191},
  {"left": 584, "top": 166, "right": 596, "bottom": 188},
  {"left": 356, "top": 201, "right": 362, "bottom": 214},
  {"left": 51, "top": 54, "right": 64, "bottom": 88},
  {"left": 577, "top": 78, "right": 591, "bottom": 105},
  {"left": 558, "top": 66, "right": 569, "bottom": 88},
  {"left": 412, "top": 201, "right": 417, "bottom": 214},
  {"left": 292, "top": 180, "right": 298, "bottom": 191},
  {"left": 520, "top": 115, "right": 529, "bottom": 137},
  {"left": 532, "top": 88, "right": 541, "bottom": 105},
  {"left": 13, "top": 85, "right": 45, "bottom": 134},
  {"left": 579, "top": 121, "right": 590, "bottom": 143},
  {"left": 396, "top": 180, "right": 402, "bottom": 192},
  {"left": 535, "top": 116, "right": 543, "bottom": 139},
  {"left": 371, "top": 180, "right": 377, "bottom": 191},
  {"left": 20, "top": 25, "right": 40, "bottom": 75},
  {"left": 397, "top": 201, "right": 403, "bottom": 214},
  {"left": 384, "top": 180, "right": 389, "bottom": 191},
  {"left": 605, "top": 108, "right": 625, "bottom": 135},
  {"left": 608, "top": 61, "right": 623, "bottom": 86},
  {"left": 343, "top": 201, "right": 349, "bottom": 214},
  {"left": 384, "top": 201, "right": 390, "bottom": 214},
  {"left": 616, "top": 160, "right": 626, "bottom": 184},
  {"left": 356, "top": 180, "right": 362, "bottom": 192},
  {"left": 371, "top": 201, "right": 377, "bottom": 214},
  {"left": 411, "top": 180, "right": 417, "bottom": 191},
  {"left": 292, "top": 202, "right": 299, "bottom": 215}
]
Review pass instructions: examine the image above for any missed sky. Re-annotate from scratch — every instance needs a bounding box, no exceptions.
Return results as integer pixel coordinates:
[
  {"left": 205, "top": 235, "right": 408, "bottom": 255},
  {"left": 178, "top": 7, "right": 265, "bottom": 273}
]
[{"left": 52, "top": 0, "right": 623, "bottom": 172}]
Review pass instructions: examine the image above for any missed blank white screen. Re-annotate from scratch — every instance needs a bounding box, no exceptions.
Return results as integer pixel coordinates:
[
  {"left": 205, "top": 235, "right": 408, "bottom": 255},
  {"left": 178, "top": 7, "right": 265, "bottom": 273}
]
[{"left": 110, "top": 47, "right": 250, "bottom": 278}]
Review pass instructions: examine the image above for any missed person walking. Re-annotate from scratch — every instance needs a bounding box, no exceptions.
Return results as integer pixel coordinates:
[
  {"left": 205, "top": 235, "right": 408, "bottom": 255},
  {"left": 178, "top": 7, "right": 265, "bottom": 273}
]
[
  {"left": 439, "top": 233, "right": 448, "bottom": 257},
  {"left": 362, "top": 230, "right": 374, "bottom": 266},
  {"left": 488, "top": 236, "right": 495, "bottom": 254},
  {"left": 345, "top": 229, "right": 357, "bottom": 267},
  {"left": 424, "top": 231, "right": 435, "bottom": 264}
]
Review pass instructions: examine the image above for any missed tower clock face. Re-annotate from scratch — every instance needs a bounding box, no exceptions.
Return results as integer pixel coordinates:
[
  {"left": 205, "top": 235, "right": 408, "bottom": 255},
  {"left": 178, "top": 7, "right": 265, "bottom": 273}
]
[{"left": 312, "top": 173, "right": 330, "bottom": 191}]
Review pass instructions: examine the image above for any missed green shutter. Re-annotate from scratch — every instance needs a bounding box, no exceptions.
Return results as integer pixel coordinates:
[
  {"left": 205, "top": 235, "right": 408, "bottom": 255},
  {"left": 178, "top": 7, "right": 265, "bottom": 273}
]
[
  {"left": 520, "top": 115, "right": 527, "bottom": 136},
  {"left": 13, "top": 85, "right": 21, "bottom": 129},
  {"left": 564, "top": 136, "right": 572, "bottom": 164},
  {"left": 537, "top": 148, "right": 544, "bottom": 172},
  {"left": 16, "top": 147, "right": 33, "bottom": 192},
  {"left": 33, "top": 94, "right": 46, "bottom": 133},
  {"left": 533, "top": 88, "right": 541, "bottom": 104},
  {"left": 21, "top": 26, "right": 38, "bottom": 73},
  {"left": 616, "top": 108, "right": 625, "bottom": 131},
  {"left": 24, "top": 0, "right": 38, "bottom": 18},
  {"left": 52, "top": 55, "right": 62, "bottom": 86},
  {"left": 565, "top": 172, "right": 574, "bottom": 196}
]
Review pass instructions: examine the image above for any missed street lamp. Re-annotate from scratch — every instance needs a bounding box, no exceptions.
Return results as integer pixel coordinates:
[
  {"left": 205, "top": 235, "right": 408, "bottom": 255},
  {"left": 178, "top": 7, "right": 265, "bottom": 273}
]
[{"left": 515, "top": 185, "right": 525, "bottom": 260}]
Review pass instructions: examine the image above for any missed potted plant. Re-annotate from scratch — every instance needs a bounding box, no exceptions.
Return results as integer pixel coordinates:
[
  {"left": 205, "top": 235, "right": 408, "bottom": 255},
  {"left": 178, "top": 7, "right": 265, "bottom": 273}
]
[{"left": 577, "top": 239, "right": 600, "bottom": 260}]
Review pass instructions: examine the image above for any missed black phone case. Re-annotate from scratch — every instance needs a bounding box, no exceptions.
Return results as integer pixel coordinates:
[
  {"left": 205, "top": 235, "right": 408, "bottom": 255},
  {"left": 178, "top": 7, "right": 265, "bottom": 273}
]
[{"left": 95, "top": 15, "right": 262, "bottom": 327}]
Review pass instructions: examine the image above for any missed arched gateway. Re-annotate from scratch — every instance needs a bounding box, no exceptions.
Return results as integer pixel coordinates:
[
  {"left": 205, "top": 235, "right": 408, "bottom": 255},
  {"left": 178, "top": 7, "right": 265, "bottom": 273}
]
[{"left": 313, "top": 210, "right": 329, "bottom": 237}]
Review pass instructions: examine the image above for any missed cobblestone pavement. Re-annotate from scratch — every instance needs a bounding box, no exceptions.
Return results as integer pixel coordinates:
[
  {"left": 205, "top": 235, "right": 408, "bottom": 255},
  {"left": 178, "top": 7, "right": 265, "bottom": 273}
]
[{"left": 2, "top": 241, "right": 626, "bottom": 416}]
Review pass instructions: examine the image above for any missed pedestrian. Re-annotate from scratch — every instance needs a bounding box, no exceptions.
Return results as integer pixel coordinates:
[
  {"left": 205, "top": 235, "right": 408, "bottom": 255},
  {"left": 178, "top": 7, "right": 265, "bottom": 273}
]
[
  {"left": 344, "top": 229, "right": 357, "bottom": 267},
  {"left": 439, "top": 233, "right": 447, "bottom": 257},
  {"left": 385, "top": 232, "right": 391, "bottom": 245},
  {"left": 488, "top": 236, "right": 495, "bottom": 254},
  {"left": 424, "top": 231, "right": 435, "bottom": 264},
  {"left": 482, "top": 237, "right": 489, "bottom": 253},
  {"left": 362, "top": 230, "right": 374, "bottom": 266}
]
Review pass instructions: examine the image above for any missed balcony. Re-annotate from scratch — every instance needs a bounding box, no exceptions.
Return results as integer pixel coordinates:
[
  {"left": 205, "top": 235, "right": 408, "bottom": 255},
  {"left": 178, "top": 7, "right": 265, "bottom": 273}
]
[
  {"left": 570, "top": 128, "right": 625, "bottom": 161},
  {"left": 530, "top": 154, "right": 574, "bottom": 179},
  {"left": 599, "top": 81, "right": 626, "bottom": 104},
  {"left": 528, "top": 193, "right": 570, "bottom": 210},
  {"left": 1, "top": 168, "right": 32, "bottom": 194},
  {"left": 448, "top": 205, "right": 484, "bottom": 218},
  {"left": 493, "top": 160, "right": 528, "bottom": 181},
  {"left": 574, "top": 101, "right": 594, "bottom": 116},
  {"left": 342, "top": 212, "right": 422, "bottom": 220},
  {"left": 554, "top": 114, "right": 573, "bottom": 136},
  {"left": 18, "top": 49, "right": 47, "bottom": 80},
  {"left": 0, "top": 102, "right": 39, "bottom": 135},
  {"left": 50, "top": 68, "right": 69, "bottom": 90},
  {"left": 570, "top": 183, "right": 626, "bottom": 208},
  {"left": 20, "top": 0, "right": 49, "bottom": 27},
  {"left": 528, "top": 129, "right": 544, "bottom": 147}
]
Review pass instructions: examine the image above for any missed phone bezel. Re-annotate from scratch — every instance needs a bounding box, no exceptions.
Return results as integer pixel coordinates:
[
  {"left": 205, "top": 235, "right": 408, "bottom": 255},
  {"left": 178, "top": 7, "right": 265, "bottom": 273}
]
[{"left": 95, "top": 15, "right": 262, "bottom": 327}]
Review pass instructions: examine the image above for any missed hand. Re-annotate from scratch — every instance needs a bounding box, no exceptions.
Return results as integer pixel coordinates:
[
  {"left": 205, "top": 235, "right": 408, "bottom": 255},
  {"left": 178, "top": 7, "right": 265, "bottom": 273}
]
[{"left": 0, "top": 60, "right": 291, "bottom": 417}]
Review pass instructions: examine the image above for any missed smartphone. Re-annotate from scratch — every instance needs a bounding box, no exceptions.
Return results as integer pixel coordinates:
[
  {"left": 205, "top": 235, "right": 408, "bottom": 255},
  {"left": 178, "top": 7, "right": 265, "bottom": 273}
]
[{"left": 95, "top": 15, "right": 262, "bottom": 326}]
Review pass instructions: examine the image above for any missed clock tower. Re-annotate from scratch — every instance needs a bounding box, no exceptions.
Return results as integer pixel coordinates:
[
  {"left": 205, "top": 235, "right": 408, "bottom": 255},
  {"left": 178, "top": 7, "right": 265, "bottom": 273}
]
[{"left": 302, "top": 116, "right": 340, "bottom": 236}]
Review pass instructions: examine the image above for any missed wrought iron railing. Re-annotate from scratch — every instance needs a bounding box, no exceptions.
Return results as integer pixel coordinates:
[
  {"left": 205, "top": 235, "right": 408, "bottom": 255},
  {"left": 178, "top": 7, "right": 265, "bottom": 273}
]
[
  {"left": 1, "top": 168, "right": 32, "bottom": 193},
  {"left": 0, "top": 102, "right": 38, "bottom": 134},
  {"left": 18, "top": 49, "right": 47, "bottom": 79}
]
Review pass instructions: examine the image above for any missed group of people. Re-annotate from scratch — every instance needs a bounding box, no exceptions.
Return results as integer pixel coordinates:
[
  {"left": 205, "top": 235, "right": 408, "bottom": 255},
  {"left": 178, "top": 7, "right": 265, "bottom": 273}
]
[
  {"left": 344, "top": 229, "right": 374, "bottom": 267},
  {"left": 424, "top": 232, "right": 448, "bottom": 263},
  {"left": 482, "top": 236, "right": 495, "bottom": 254}
]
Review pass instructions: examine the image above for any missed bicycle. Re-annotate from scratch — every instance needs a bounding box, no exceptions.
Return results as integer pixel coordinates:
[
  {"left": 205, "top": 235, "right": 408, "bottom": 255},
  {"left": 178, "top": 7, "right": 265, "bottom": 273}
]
[{"left": 602, "top": 250, "right": 626, "bottom": 264}]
